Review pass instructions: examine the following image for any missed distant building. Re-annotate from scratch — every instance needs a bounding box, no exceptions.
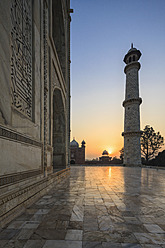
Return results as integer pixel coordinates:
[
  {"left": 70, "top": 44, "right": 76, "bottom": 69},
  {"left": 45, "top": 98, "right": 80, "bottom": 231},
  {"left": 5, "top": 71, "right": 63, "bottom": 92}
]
[
  {"left": 70, "top": 138, "right": 86, "bottom": 164},
  {"left": 99, "top": 150, "right": 112, "bottom": 162}
]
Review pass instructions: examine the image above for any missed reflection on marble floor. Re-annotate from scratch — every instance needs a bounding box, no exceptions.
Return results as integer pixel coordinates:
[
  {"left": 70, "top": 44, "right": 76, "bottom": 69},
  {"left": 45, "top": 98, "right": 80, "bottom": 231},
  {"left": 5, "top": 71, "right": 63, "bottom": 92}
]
[{"left": 0, "top": 166, "right": 165, "bottom": 248}]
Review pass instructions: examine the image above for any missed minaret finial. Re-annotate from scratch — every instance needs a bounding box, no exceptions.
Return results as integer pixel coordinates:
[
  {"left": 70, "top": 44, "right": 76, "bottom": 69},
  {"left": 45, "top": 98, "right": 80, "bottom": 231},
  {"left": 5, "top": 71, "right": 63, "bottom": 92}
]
[{"left": 131, "top": 43, "right": 133, "bottom": 49}]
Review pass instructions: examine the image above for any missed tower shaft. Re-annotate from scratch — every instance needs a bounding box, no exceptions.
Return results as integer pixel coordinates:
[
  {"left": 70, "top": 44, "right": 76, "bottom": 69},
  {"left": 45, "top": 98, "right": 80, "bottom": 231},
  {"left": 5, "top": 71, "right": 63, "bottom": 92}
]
[{"left": 122, "top": 46, "right": 142, "bottom": 166}]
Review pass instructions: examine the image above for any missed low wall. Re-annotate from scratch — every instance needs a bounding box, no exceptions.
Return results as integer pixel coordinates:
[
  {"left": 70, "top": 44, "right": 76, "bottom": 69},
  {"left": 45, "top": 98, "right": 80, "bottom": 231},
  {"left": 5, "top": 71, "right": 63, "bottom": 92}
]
[{"left": 0, "top": 168, "right": 70, "bottom": 228}]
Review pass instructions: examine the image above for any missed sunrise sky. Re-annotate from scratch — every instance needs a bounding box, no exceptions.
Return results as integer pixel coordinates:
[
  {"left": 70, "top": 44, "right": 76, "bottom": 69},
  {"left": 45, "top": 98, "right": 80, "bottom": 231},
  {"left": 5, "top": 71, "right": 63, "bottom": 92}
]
[{"left": 70, "top": 0, "right": 165, "bottom": 160}]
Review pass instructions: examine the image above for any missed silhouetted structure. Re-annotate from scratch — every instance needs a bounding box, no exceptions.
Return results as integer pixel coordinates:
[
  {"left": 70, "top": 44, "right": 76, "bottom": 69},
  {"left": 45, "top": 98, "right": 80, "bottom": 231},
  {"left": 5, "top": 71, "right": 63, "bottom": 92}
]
[
  {"left": 70, "top": 138, "right": 86, "bottom": 164},
  {"left": 99, "top": 150, "right": 112, "bottom": 162}
]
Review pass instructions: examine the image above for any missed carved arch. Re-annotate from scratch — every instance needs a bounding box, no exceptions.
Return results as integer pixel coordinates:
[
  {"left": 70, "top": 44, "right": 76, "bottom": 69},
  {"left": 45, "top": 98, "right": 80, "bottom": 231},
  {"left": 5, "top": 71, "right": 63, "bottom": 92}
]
[
  {"left": 52, "top": 0, "right": 66, "bottom": 79},
  {"left": 52, "top": 87, "right": 66, "bottom": 170}
]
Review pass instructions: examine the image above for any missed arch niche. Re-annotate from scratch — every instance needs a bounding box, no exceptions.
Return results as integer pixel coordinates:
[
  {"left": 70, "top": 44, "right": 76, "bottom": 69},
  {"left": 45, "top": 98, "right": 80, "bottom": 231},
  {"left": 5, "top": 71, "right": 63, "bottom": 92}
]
[
  {"left": 53, "top": 88, "right": 66, "bottom": 170},
  {"left": 52, "top": 0, "right": 66, "bottom": 78}
]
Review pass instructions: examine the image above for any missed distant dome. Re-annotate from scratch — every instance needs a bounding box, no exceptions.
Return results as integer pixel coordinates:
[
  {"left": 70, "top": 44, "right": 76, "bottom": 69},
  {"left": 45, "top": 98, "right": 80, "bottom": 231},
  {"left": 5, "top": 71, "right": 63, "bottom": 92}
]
[
  {"left": 70, "top": 138, "right": 79, "bottom": 148},
  {"left": 102, "top": 150, "right": 109, "bottom": 156}
]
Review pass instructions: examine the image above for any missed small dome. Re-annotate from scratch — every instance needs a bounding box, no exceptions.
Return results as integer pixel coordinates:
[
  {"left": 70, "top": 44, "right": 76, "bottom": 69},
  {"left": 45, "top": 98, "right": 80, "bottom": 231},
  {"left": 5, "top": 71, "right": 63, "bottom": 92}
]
[
  {"left": 102, "top": 150, "right": 109, "bottom": 156},
  {"left": 70, "top": 138, "right": 79, "bottom": 148},
  {"left": 124, "top": 43, "right": 141, "bottom": 64}
]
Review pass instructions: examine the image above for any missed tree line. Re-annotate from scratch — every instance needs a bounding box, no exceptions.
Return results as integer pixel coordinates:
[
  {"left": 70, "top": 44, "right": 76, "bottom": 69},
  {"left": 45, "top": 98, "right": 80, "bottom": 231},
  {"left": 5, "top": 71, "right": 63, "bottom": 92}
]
[{"left": 120, "top": 125, "right": 164, "bottom": 166}]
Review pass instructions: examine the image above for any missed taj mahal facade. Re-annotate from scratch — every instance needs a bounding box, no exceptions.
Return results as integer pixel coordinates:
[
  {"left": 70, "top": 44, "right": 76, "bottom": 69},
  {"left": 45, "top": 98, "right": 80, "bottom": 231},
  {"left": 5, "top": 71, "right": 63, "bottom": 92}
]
[{"left": 0, "top": 0, "right": 72, "bottom": 227}]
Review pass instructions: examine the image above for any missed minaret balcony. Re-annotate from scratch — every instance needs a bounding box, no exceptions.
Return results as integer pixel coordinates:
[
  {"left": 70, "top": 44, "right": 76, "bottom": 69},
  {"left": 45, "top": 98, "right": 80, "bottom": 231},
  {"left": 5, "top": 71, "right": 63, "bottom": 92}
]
[
  {"left": 124, "top": 61, "right": 141, "bottom": 74},
  {"left": 122, "top": 97, "right": 142, "bottom": 107},
  {"left": 122, "top": 130, "right": 143, "bottom": 137}
]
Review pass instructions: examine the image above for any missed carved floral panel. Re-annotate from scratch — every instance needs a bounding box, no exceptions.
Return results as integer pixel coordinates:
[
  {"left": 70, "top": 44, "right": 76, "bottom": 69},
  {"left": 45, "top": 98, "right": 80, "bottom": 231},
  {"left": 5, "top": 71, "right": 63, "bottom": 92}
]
[{"left": 11, "top": 0, "right": 32, "bottom": 118}]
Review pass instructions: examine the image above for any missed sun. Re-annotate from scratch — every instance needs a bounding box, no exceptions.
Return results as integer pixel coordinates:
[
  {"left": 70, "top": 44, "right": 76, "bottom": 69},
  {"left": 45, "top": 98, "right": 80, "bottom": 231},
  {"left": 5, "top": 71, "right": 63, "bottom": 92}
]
[{"left": 107, "top": 148, "right": 112, "bottom": 155}]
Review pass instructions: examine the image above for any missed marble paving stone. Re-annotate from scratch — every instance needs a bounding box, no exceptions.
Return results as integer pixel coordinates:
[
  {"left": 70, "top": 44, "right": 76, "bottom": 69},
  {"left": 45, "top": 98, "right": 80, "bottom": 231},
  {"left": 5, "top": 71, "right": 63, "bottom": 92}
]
[
  {"left": 42, "top": 196, "right": 52, "bottom": 199},
  {"left": 22, "top": 221, "right": 40, "bottom": 229},
  {"left": 26, "top": 209, "right": 38, "bottom": 215},
  {"left": 123, "top": 217, "right": 141, "bottom": 224},
  {"left": 98, "top": 218, "right": 113, "bottom": 231},
  {"left": 38, "top": 217, "right": 69, "bottom": 229},
  {"left": 83, "top": 241, "right": 103, "bottom": 248},
  {"left": 134, "top": 232, "right": 165, "bottom": 245},
  {"left": 121, "top": 211, "right": 134, "bottom": 217},
  {"left": 30, "top": 228, "right": 66, "bottom": 240},
  {"left": 152, "top": 217, "right": 165, "bottom": 225},
  {"left": 7, "top": 221, "right": 25, "bottom": 229},
  {"left": 102, "top": 242, "right": 122, "bottom": 247},
  {"left": 15, "top": 229, "right": 35, "bottom": 240},
  {"left": 68, "top": 221, "right": 83, "bottom": 230},
  {"left": 70, "top": 205, "right": 84, "bottom": 222},
  {"left": 120, "top": 232, "right": 138, "bottom": 243},
  {"left": 109, "top": 215, "right": 125, "bottom": 224},
  {"left": 43, "top": 240, "right": 82, "bottom": 248},
  {"left": 2, "top": 240, "right": 26, "bottom": 248},
  {"left": 104, "top": 202, "right": 116, "bottom": 207},
  {"left": 35, "top": 209, "right": 50, "bottom": 215},
  {"left": 0, "top": 229, "right": 20, "bottom": 240},
  {"left": 137, "top": 216, "right": 154, "bottom": 224},
  {"left": 141, "top": 245, "right": 162, "bottom": 248},
  {"left": 30, "top": 214, "right": 45, "bottom": 222},
  {"left": 23, "top": 240, "right": 45, "bottom": 248},
  {"left": 83, "top": 231, "right": 110, "bottom": 242},
  {"left": 51, "top": 213, "right": 71, "bottom": 221},
  {"left": 65, "top": 229, "right": 83, "bottom": 241},
  {"left": 143, "top": 224, "right": 165, "bottom": 233},
  {"left": 16, "top": 214, "right": 34, "bottom": 221},
  {"left": 159, "top": 224, "right": 165, "bottom": 231},
  {"left": 84, "top": 222, "right": 99, "bottom": 231},
  {"left": 0, "top": 240, "right": 9, "bottom": 248},
  {"left": 121, "top": 244, "right": 142, "bottom": 248}
]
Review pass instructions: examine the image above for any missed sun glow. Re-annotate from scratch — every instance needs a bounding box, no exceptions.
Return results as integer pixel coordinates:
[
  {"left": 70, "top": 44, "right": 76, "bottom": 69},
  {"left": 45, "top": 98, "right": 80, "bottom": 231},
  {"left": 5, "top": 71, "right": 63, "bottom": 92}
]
[{"left": 107, "top": 148, "right": 113, "bottom": 155}]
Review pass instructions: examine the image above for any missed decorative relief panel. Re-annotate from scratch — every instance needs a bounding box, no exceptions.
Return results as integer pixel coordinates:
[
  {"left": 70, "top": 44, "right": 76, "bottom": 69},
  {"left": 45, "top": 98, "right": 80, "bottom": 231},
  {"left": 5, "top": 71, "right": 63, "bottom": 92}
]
[
  {"left": 0, "top": 125, "right": 42, "bottom": 147},
  {"left": 43, "top": 1, "right": 48, "bottom": 167},
  {"left": 11, "top": 0, "right": 32, "bottom": 119},
  {"left": 52, "top": 63, "right": 60, "bottom": 89}
]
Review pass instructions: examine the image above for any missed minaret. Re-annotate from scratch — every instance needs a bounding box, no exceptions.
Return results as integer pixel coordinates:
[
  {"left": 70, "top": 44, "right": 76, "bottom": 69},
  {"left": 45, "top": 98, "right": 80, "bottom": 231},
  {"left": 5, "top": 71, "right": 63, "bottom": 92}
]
[
  {"left": 122, "top": 44, "right": 142, "bottom": 166},
  {"left": 81, "top": 140, "right": 86, "bottom": 163}
]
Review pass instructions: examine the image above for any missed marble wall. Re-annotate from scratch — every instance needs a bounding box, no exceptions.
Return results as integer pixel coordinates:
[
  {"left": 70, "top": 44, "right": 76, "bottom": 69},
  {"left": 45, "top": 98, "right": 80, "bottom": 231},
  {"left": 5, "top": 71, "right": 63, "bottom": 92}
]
[
  {"left": 0, "top": 0, "right": 71, "bottom": 177},
  {"left": 0, "top": 0, "right": 71, "bottom": 225}
]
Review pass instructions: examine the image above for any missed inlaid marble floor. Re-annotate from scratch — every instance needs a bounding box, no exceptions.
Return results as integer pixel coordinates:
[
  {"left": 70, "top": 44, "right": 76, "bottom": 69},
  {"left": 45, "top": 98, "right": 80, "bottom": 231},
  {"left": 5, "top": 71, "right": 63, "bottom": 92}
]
[{"left": 0, "top": 166, "right": 165, "bottom": 248}]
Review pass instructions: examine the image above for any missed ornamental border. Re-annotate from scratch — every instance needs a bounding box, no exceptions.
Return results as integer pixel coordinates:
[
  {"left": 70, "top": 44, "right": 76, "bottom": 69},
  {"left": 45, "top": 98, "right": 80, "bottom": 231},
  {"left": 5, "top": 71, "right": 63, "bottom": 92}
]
[
  {"left": 0, "top": 125, "right": 42, "bottom": 147},
  {"left": 0, "top": 169, "right": 41, "bottom": 187}
]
